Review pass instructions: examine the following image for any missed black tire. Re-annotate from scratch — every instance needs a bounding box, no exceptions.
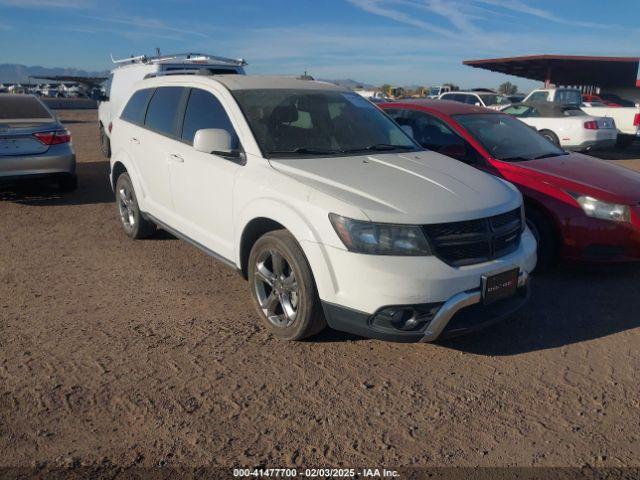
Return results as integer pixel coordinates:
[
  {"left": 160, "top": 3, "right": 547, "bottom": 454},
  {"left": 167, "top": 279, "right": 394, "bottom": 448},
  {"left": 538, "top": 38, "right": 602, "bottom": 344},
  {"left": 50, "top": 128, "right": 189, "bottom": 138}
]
[
  {"left": 248, "top": 230, "right": 326, "bottom": 340},
  {"left": 100, "top": 124, "right": 111, "bottom": 158},
  {"left": 114, "top": 172, "right": 156, "bottom": 239},
  {"left": 58, "top": 174, "right": 78, "bottom": 192},
  {"left": 539, "top": 129, "right": 560, "bottom": 146},
  {"left": 525, "top": 206, "right": 557, "bottom": 270}
]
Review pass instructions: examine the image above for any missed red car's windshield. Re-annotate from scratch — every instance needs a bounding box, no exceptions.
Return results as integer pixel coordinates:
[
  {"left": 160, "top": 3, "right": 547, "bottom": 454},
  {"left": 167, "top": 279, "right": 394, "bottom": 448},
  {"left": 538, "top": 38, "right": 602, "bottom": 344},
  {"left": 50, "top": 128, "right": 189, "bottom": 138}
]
[{"left": 454, "top": 113, "right": 567, "bottom": 162}]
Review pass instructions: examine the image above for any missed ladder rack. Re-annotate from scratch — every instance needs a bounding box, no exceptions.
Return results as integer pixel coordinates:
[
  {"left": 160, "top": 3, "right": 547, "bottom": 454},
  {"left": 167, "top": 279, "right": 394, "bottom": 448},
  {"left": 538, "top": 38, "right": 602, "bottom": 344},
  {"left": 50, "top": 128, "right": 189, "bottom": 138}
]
[{"left": 110, "top": 52, "right": 247, "bottom": 67}]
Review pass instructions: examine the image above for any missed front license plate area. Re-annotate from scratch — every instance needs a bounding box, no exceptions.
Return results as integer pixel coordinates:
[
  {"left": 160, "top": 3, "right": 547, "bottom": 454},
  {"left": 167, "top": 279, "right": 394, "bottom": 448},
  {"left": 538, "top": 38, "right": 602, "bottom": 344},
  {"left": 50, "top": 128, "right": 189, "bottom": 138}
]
[{"left": 482, "top": 267, "right": 519, "bottom": 305}]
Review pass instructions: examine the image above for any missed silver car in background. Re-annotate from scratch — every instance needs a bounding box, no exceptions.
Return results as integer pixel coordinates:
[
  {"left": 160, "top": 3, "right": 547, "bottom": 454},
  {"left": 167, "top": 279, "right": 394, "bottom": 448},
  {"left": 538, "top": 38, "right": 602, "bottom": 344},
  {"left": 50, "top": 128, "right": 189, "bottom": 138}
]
[{"left": 0, "top": 94, "right": 77, "bottom": 191}]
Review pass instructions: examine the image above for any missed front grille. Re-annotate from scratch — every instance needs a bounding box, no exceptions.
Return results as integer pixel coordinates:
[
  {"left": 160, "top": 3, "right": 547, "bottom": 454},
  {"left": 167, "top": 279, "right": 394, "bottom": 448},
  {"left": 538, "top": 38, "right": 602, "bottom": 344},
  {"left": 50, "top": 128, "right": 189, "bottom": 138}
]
[{"left": 423, "top": 208, "right": 522, "bottom": 267}]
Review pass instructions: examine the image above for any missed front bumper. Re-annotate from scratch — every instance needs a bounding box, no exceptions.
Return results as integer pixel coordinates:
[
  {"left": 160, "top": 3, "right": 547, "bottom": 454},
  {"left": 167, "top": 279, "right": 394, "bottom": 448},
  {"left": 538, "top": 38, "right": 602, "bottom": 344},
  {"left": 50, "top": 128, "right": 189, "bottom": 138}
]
[
  {"left": 560, "top": 209, "right": 640, "bottom": 262},
  {"left": 322, "top": 272, "right": 530, "bottom": 342}
]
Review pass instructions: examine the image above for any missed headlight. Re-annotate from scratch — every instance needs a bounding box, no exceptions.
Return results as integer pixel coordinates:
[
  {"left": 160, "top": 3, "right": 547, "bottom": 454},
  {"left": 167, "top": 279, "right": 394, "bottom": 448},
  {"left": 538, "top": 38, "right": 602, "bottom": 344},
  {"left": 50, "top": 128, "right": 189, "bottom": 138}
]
[
  {"left": 329, "top": 214, "right": 432, "bottom": 256},
  {"left": 573, "top": 195, "right": 631, "bottom": 223}
]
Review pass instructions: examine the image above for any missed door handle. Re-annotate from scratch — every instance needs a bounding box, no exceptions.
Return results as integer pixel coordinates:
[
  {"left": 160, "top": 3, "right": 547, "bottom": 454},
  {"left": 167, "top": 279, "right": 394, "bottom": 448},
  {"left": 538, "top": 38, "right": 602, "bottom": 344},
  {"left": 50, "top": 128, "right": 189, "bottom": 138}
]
[
  {"left": 130, "top": 137, "right": 140, "bottom": 144},
  {"left": 168, "top": 153, "right": 184, "bottom": 163}
]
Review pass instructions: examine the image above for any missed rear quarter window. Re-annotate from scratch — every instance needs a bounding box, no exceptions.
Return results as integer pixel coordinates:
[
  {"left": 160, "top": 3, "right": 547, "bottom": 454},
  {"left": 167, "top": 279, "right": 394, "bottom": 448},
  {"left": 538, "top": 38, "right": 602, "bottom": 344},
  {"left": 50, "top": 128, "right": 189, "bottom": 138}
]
[{"left": 121, "top": 88, "right": 154, "bottom": 125}]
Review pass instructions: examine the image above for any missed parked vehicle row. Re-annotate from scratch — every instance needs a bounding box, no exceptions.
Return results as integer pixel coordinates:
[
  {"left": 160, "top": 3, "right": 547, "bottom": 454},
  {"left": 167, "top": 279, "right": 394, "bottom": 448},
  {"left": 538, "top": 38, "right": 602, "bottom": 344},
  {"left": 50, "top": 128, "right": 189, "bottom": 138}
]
[
  {"left": 523, "top": 88, "right": 640, "bottom": 147},
  {"left": 500, "top": 102, "right": 617, "bottom": 151},
  {"left": 438, "top": 91, "right": 510, "bottom": 110},
  {"left": 4, "top": 52, "right": 640, "bottom": 344},
  {"left": 434, "top": 86, "right": 639, "bottom": 151},
  {"left": 380, "top": 99, "right": 640, "bottom": 267}
]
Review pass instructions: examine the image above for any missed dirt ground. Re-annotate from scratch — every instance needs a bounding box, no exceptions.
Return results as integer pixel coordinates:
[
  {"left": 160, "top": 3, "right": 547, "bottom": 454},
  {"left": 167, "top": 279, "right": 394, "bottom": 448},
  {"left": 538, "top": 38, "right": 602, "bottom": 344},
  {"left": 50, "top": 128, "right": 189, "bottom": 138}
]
[{"left": 1, "top": 110, "right": 639, "bottom": 471}]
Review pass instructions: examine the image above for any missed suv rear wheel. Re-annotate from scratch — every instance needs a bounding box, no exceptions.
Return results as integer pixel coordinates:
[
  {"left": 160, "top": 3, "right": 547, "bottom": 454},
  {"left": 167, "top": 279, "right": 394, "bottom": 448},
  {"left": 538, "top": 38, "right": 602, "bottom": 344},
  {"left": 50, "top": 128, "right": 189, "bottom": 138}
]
[
  {"left": 115, "top": 172, "right": 156, "bottom": 239},
  {"left": 248, "top": 230, "right": 326, "bottom": 340}
]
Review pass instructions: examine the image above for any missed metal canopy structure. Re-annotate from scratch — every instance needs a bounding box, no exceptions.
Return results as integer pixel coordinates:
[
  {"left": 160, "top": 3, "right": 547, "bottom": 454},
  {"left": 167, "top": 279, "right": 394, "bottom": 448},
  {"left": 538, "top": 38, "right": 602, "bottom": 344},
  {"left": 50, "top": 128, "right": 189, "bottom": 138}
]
[{"left": 463, "top": 55, "right": 640, "bottom": 88}]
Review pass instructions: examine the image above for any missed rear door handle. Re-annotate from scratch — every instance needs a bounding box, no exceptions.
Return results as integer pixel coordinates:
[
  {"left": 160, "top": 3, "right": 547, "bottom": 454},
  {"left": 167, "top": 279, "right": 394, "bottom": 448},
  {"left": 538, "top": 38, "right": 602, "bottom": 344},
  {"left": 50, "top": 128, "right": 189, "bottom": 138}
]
[
  {"left": 130, "top": 137, "right": 140, "bottom": 144},
  {"left": 169, "top": 153, "right": 184, "bottom": 163}
]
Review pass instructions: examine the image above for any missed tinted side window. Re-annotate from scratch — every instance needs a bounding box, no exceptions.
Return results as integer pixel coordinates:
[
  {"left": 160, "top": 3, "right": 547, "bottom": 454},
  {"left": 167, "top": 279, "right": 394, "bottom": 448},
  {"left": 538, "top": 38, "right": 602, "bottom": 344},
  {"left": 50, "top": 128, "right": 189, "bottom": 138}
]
[
  {"left": 181, "top": 89, "right": 238, "bottom": 147},
  {"left": 120, "top": 88, "right": 154, "bottom": 125},
  {"left": 145, "top": 87, "right": 186, "bottom": 137}
]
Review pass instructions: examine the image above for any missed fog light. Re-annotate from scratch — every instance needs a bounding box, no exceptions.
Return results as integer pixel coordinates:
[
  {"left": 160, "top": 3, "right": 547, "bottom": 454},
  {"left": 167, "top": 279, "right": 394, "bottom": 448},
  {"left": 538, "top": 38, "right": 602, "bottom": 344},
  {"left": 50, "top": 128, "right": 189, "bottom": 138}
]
[
  {"left": 370, "top": 303, "right": 443, "bottom": 333},
  {"left": 391, "top": 309, "right": 418, "bottom": 330}
]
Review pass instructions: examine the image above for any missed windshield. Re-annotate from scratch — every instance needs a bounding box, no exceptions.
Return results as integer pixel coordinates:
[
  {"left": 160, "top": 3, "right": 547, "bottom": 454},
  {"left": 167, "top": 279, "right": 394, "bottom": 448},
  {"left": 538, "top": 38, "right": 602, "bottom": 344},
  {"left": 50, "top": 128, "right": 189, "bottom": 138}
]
[
  {"left": 233, "top": 89, "right": 419, "bottom": 158},
  {"left": 429, "top": 87, "right": 441, "bottom": 96},
  {"left": 478, "top": 94, "right": 509, "bottom": 106},
  {"left": 454, "top": 113, "right": 566, "bottom": 162}
]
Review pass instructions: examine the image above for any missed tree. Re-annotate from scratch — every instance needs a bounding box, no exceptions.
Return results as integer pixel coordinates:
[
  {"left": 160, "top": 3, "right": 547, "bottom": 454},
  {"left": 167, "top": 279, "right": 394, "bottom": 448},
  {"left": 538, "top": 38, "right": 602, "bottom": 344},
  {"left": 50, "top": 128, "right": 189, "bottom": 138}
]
[
  {"left": 498, "top": 82, "right": 518, "bottom": 95},
  {"left": 380, "top": 84, "right": 392, "bottom": 96}
]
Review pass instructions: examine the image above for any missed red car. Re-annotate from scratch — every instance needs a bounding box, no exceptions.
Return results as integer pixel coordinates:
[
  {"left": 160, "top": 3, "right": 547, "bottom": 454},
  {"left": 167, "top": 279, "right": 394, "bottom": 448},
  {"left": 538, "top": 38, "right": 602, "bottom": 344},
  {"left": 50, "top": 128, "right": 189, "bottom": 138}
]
[
  {"left": 582, "top": 93, "right": 621, "bottom": 107},
  {"left": 381, "top": 100, "right": 640, "bottom": 266}
]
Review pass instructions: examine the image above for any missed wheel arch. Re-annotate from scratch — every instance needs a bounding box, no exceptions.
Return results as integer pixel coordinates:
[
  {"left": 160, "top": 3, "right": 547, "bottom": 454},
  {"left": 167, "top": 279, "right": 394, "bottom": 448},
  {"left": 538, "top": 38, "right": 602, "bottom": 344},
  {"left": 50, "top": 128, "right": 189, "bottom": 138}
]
[
  {"left": 523, "top": 196, "right": 563, "bottom": 251},
  {"left": 238, "top": 217, "right": 287, "bottom": 278},
  {"left": 235, "top": 199, "right": 331, "bottom": 283},
  {"left": 111, "top": 161, "right": 127, "bottom": 188}
]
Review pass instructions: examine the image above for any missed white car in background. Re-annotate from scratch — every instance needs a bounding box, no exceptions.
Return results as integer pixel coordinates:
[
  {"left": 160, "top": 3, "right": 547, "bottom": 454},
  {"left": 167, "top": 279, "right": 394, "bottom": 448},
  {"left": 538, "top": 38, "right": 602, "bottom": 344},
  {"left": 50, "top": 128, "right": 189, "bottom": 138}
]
[
  {"left": 108, "top": 74, "right": 536, "bottom": 343},
  {"left": 439, "top": 91, "right": 510, "bottom": 110},
  {"left": 524, "top": 88, "right": 640, "bottom": 146},
  {"left": 501, "top": 102, "right": 617, "bottom": 151}
]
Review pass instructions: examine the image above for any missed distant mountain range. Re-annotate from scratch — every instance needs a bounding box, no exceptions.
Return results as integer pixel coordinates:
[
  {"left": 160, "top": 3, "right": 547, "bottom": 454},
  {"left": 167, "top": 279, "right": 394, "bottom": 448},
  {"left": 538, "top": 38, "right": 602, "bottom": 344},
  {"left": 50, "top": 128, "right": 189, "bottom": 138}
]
[{"left": 0, "top": 64, "right": 109, "bottom": 84}]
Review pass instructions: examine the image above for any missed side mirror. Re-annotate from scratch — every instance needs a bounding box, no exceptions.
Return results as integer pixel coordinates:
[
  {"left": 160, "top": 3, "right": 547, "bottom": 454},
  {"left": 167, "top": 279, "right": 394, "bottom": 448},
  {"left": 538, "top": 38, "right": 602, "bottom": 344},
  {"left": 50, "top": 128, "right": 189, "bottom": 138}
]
[
  {"left": 193, "top": 128, "right": 238, "bottom": 157},
  {"left": 400, "top": 125, "right": 414, "bottom": 138},
  {"left": 474, "top": 102, "right": 482, "bottom": 107}
]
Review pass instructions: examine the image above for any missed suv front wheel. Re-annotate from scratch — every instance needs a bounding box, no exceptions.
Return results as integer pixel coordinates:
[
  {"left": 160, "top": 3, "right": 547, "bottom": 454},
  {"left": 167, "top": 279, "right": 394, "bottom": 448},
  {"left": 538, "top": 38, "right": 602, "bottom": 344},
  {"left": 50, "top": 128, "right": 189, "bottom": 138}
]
[{"left": 248, "top": 230, "right": 326, "bottom": 340}]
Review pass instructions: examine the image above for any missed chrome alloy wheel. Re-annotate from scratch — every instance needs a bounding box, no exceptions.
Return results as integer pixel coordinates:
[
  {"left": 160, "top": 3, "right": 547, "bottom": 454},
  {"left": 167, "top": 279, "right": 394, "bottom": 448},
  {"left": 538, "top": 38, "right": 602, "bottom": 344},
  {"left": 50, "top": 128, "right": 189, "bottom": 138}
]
[
  {"left": 253, "top": 249, "right": 300, "bottom": 328},
  {"left": 118, "top": 184, "right": 136, "bottom": 233}
]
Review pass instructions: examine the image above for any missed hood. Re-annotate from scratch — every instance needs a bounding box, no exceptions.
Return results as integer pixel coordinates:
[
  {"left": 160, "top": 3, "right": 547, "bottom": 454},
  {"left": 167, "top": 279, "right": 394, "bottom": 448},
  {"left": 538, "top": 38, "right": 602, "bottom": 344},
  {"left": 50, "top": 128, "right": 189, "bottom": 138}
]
[
  {"left": 269, "top": 151, "right": 521, "bottom": 224},
  {"left": 518, "top": 152, "right": 640, "bottom": 205}
]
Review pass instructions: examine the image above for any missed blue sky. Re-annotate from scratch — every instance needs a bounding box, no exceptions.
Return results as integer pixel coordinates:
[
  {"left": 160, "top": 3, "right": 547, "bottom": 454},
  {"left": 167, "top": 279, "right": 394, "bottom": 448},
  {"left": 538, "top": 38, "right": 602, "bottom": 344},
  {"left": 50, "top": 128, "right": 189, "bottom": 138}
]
[{"left": 1, "top": 0, "right": 639, "bottom": 90}]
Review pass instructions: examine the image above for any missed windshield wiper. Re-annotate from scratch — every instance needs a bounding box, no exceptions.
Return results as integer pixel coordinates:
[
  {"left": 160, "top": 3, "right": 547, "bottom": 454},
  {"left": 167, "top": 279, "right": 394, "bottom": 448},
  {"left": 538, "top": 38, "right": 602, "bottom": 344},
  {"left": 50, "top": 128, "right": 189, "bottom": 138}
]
[
  {"left": 532, "top": 152, "right": 569, "bottom": 160},
  {"left": 267, "top": 147, "right": 342, "bottom": 156},
  {"left": 343, "top": 143, "right": 416, "bottom": 153},
  {"left": 499, "top": 156, "right": 533, "bottom": 162}
]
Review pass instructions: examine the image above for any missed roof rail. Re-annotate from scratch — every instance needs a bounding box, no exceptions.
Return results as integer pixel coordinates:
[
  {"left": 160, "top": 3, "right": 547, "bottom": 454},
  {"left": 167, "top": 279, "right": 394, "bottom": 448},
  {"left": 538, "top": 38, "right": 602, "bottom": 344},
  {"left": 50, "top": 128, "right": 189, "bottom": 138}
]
[
  {"left": 110, "top": 52, "right": 247, "bottom": 67},
  {"left": 142, "top": 67, "right": 238, "bottom": 80}
]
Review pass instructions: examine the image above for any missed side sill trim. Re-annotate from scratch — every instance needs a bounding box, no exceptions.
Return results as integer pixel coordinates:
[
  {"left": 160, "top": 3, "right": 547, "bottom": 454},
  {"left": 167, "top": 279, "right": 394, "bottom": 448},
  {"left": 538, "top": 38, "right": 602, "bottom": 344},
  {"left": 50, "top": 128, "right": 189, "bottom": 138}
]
[{"left": 144, "top": 213, "right": 240, "bottom": 272}]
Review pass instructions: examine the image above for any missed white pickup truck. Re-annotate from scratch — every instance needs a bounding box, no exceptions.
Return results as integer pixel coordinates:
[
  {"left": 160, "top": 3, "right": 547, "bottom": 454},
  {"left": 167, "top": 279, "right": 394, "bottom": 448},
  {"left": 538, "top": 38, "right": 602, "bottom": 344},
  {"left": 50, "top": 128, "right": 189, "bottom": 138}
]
[
  {"left": 98, "top": 52, "right": 247, "bottom": 157},
  {"left": 524, "top": 88, "right": 640, "bottom": 146}
]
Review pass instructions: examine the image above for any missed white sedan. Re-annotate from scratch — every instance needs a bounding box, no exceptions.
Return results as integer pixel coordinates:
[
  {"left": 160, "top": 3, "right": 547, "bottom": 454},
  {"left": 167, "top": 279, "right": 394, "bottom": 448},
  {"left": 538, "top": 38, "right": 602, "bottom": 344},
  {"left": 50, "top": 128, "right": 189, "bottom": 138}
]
[{"left": 501, "top": 103, "right": 617, "bottom": 151}]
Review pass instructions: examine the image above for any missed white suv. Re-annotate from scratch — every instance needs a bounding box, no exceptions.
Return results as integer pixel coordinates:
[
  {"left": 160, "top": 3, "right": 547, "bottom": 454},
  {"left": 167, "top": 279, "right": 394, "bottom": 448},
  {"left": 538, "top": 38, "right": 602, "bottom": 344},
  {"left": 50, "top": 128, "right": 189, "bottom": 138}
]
[{"left": 109, "top": 74, "right": 537, "bottom": 342}]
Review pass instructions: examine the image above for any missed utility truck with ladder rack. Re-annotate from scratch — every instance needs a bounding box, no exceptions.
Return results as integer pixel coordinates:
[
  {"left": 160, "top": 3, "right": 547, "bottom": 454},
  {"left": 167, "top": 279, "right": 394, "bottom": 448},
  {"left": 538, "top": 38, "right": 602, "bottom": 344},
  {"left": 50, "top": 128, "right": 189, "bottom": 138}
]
[{"left": 98, "top": 52, "right": 247, "bottom": 157}]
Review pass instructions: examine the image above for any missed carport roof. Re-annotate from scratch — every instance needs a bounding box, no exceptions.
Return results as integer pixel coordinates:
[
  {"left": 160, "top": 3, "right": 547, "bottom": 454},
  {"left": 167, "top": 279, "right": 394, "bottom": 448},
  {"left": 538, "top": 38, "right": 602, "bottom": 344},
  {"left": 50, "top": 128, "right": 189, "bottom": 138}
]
[{"left": 463, "top": 55, "right": 640, "bottom": 87}]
